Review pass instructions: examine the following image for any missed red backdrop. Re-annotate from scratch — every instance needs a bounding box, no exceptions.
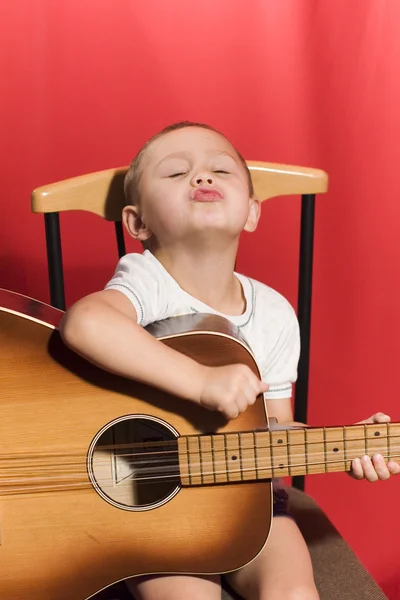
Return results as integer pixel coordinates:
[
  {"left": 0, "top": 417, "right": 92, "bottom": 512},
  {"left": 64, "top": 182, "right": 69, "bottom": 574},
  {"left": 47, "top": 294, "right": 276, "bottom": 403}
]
[{"left": 1, "top": 1, "right": 400, "bottom": 596}]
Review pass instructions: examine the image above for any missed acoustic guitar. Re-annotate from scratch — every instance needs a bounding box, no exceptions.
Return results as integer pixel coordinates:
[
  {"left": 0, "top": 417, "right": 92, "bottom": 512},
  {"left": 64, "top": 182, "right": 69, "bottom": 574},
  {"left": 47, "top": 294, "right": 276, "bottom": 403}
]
[{"left": 0, "top": 288, "right": 398, "bottom": 600}]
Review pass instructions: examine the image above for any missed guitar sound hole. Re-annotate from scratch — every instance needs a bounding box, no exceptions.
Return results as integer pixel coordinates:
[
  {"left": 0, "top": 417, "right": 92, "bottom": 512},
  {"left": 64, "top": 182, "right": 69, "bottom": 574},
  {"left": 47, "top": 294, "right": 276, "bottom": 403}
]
[{"left": 88, "top": 416, "right": 180, "bottom": 511}]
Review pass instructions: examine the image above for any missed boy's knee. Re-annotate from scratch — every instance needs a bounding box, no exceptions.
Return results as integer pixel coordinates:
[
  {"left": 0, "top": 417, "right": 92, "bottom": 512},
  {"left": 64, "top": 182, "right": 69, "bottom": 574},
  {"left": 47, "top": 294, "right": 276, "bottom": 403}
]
[
  {"left": 291, "top": 589, "right": 319, "bottom": 600},
  {"left": 260, "top": 585, "right": 319, "bottom": 600}
]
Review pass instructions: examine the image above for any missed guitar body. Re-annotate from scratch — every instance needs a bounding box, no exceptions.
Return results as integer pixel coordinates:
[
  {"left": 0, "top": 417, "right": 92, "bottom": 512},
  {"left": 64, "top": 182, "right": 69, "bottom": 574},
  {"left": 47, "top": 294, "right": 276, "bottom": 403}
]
[{"left": 0, "top": 289, "right": 272, "bottom": 600}]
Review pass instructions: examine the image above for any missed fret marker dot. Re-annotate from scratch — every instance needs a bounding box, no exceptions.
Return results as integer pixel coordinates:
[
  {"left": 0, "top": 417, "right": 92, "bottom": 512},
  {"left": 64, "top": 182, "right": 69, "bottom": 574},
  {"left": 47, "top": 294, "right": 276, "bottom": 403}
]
[
  {"left": 231, "top": 455, "right": 237, "bottom": 461},
  {"left": 279, "top": 464, "right": 284, "bottom": 469},
  {"left": 374, "top": 431, "right": 381, "bottom": 437},
  {"left": 333, "top": 448, "right": 339, "bottom": 453},
  {"left": 277, "top": 439, "right": 283, "bottom": 444}
]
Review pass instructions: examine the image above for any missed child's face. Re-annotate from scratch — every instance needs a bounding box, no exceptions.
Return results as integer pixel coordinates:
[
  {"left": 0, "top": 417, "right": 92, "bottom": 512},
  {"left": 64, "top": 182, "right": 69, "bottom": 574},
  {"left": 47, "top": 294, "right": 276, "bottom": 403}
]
[{"left": 127, "top": 127, "right": 260, "bottom": 248}]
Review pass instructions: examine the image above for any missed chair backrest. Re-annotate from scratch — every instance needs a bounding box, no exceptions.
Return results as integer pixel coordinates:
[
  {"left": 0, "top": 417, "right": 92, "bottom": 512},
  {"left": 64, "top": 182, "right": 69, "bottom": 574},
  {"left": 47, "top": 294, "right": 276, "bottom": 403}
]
[
  {"left": 32, "top": 162, "right": 327, "bottom": 220},
  {"left": 31, "top": 161, "right": 328, "bottom": 490}
]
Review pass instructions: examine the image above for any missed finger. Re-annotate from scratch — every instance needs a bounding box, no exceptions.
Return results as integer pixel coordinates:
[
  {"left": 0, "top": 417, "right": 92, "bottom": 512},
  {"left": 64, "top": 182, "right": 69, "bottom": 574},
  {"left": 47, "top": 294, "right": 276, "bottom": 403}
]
[
  {"left": 220, "top": 396, "right": 239, "bottom": 420},
  {"left": 246, "top": 391, "right": 258, "bottom": 407},
  {"left": 355, "top": 417, "right": 371, "bottom": 425},
  {"left": 360, "top": 455, "right": 379, "bottom": 482},
  {"left": 250, "top": 381, "right": 264, "bottom": 404},
  {"left": 246, "top": 374, "right": 267, "bottom": 397},
  {"left": 237, "top": 395, "right": 250, "bottom": 413},
  {"left": 244, "top": 370, "right": 267, "bottom": 392},
  {"left": 388, "top": 461, "right": 400, "bottom": 475},
  {"left": 373, "top": 412, "right": 391, "bottom": 423},
  {"left": 224, "top": 405, "right": 239, "bottom": 420},
  {"left": 242, "top": 378, "right": 262, "bottom": 406},
  {"left": 356, "top": 412, "right": 390, "bottom": 424},
  {"left": 371, "top": 454, "right": 390, "bottom": 480},
  {"left": 351, "top": 458, "right": 364, "bottom": 479}
]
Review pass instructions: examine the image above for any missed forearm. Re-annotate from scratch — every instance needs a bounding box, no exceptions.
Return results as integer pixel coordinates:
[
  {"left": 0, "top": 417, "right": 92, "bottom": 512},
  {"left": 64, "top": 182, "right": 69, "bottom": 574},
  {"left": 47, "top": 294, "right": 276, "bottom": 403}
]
[
  {"left": 59, "top": 299, "right": 204, "bottom": 403},
  {"left": 265, "top": 398, "right": 302, "bottom": 428}
]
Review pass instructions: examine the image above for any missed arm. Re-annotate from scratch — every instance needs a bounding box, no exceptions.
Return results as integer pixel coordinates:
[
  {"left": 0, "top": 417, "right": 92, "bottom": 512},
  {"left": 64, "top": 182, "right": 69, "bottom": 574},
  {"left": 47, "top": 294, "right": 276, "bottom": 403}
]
[
  {"left": 60, "top": 289, "right": 267, "bottom": 419},
  {"left": 59, "top": 289, "right": 206, "bottom": 402},
  {"left": 265, "top": 397, "right": 296, "bottom": 426}
]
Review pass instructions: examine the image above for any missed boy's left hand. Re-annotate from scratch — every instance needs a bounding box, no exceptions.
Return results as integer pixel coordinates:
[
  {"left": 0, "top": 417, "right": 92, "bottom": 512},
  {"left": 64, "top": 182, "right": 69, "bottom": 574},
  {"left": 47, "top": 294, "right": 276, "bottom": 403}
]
[{"left": 349, "top": 412, "right": 400, "bottom": 481}]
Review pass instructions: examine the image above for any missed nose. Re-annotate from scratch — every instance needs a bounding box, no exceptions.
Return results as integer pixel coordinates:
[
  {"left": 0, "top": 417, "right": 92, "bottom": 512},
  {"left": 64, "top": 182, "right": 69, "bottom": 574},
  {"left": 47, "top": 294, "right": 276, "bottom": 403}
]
[{"left": 190, "top": 171, "right": 214, "bottom": 187}]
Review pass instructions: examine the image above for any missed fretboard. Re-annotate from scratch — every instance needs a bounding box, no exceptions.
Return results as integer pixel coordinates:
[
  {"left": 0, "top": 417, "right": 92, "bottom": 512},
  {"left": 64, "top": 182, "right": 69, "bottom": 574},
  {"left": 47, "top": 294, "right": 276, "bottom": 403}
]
[{"left": 177, "top": 423, "right": 400, "bottom": 486}]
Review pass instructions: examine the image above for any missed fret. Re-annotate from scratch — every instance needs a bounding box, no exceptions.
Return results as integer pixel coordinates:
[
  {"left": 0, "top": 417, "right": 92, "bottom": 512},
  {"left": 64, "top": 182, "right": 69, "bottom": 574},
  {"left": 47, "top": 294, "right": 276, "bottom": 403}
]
[
  {"left": 223, "top": 434, "right": 230, "bottom": 482},
  {"left": 211, "top": 434, "right": 217, "bottom": 481},
  {"left": 212, "top": 434, "right": 228, "bottom": 484},
  {"left": 188, "top": 436, "right": 202, "bottom": 485},
  {"left": 253, "top": 430, "right": 259, "bottom": 480},
  {"left": 304, "top": 427, "right": 308, "bottom": 475},
  {"left": 198, "top": 435, "right": 203, "bottom": 485},
  {"left": 389, "top": 423, "right": 400, "bottom": 462},
  {"left": 323, "top": 427, "right": 327, "bottom": 473},
  {"left": 269, "top": 431, "right": 275, "bottom": 478},
  {"left": 324, "top": 427, "right": 345, "bottom": 473},
  {"left": 186, "top": 435, "right": 192, "bottom": 485},
  {"left": 254, "top": 431, "right": 272, "bottom": 479},
  {"left": 344, "top": 425, "right": 367, "bottom": 463},
  {"left": 387, "top": 423, "right": 391, "bottom": 461},
  {"left": 364, "top": 424, "right": 368, "bottom": 457},
  {"left": 226, "top": 433, "right": 242, "bottom": 482},
  {"left": 200, "top": 435, "right": 215, "bottom": 484},
  {"left": 305, "top": 428, "right": 325, "bottom": 474},
  {"left": 270, "top": 431, "right": 290, "bottom": 477},
  {"left": 240, "top": 432, "right": 257, "bottom": 481},
  {"left": 286, "top": 429, "right": 292, "bottom": 476},
  {"left": 365, "top": 424, "right": 388, "bottom": 458},
  {"left": 177, "top": 436, "right": 190, "bottom": 486},
  {"left": 343, "top": 427, "right": 351, "bottom": 470},
  {"left": 344, "top": 429, "right": 348, "bottom": 470},
  {"left": 238, "top": 432, "right": 244, "bottom": 479},
  {"left": 287, "top": 428, "right": 306, "bottom": 476}
]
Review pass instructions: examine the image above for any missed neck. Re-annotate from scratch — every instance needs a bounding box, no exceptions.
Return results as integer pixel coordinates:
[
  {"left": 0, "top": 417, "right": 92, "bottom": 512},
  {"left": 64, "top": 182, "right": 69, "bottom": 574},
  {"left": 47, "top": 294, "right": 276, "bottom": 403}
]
[
  {"left": 152, "top": 240, "right": 244, "bottom": 315},
  {"left": 178, "top": 422, "right": 400, "bottom": 486}
]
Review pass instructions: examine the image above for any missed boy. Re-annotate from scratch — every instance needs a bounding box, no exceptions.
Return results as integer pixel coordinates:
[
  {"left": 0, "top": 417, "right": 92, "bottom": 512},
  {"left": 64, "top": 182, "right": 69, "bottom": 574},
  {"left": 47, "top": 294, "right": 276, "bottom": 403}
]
[{"left": 60, "top": 122, "right": 399, "bottom": 600}]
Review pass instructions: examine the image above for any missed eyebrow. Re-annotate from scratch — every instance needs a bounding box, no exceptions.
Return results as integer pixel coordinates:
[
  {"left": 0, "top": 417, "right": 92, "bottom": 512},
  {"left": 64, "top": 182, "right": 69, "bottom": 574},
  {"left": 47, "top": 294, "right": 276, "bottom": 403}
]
[
  {"left": 155, "top": 150, "right": 238, "bottom": 169},
  {"left": 155, "top": 152, "right": 190, "bottom": 168}
]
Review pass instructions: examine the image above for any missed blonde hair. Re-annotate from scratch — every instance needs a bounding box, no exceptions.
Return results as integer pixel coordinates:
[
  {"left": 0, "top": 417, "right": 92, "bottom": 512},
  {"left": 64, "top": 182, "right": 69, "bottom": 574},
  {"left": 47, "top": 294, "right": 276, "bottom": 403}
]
[{"left": 124, "top": 121, "right": 254, "bottom": 206}]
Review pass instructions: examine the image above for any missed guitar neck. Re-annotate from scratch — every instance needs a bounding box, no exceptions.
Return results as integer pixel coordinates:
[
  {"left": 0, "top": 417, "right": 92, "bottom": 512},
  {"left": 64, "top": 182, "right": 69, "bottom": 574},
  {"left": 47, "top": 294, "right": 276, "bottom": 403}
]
[{"left": 178, "top": 422, "right": 400, "bottom": 486}]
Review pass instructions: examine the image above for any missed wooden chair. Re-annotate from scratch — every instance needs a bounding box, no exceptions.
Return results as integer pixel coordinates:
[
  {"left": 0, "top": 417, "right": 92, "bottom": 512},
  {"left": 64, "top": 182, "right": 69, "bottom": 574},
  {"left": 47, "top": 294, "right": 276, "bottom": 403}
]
[{"left": 31, "top": 163, "right": 387, "bottom": 600}]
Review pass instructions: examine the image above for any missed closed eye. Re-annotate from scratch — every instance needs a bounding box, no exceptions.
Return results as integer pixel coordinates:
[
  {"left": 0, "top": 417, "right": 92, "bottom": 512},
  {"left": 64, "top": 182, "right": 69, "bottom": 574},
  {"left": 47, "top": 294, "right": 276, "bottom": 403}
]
[
  {"left": 213, "top": 170, "right": 229, "bottom": 174},
  {"left": 169, "top": 172, "right": 186, "bottom": 178}
]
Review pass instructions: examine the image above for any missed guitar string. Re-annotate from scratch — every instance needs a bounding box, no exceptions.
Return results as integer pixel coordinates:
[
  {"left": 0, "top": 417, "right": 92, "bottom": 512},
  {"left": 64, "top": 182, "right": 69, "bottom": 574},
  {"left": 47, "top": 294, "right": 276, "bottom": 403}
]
[
  {"left": 0, "top": 430, "right": 398, "bottom": 463},
  {"left": 1, "top": 444, "right": 398, "bottom": 475},
  {"left": 0, "top": 450, "right": 399, "bottom": 495},
  {"left": 0, "top": 422, "right": 397, "bottom": 459},
  {"left": 0, "top": 440, "right": 398, "bottom": 473},
  {"left": 0, "top": 455, "right": 399, "bottom": 491},
  {"left": 0, "top": 438, "right": 398, "bottom": 475},
  {"left": 1, "top": 455, "right": 399, "bottom": 497}
]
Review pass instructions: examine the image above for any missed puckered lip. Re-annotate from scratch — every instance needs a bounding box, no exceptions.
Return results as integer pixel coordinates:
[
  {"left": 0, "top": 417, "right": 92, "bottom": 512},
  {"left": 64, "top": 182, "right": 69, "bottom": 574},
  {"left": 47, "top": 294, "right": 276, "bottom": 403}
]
[{"left": 190, "top": 186, "right": 224, "bottom": 202}]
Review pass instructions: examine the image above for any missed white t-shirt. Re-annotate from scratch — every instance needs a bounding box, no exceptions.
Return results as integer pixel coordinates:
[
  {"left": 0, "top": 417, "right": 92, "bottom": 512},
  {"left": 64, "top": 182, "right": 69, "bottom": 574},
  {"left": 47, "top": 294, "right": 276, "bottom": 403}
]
[{"left": 104, "top": 250, "right": 300, "bottom": 401}]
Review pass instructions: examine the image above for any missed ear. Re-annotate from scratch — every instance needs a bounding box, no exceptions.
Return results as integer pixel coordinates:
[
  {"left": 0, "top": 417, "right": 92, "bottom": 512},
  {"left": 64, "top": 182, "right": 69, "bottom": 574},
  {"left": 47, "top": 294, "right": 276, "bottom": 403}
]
[
  {"left": 122, "top": 205, "right": 153, "bottom": 242},
  {"left": 243, "top": 196, "right": 261, "bottom": 233}
]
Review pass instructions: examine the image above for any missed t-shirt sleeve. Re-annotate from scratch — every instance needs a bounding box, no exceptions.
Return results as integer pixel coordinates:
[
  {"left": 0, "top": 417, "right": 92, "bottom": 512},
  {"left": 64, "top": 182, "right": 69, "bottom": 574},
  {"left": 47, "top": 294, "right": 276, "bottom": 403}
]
[
  {"left": 263, "top": 305, "right": 300, "bottom": 400},
  {"left": 104, "top": 252, "right": 169, "bottom": 327}
]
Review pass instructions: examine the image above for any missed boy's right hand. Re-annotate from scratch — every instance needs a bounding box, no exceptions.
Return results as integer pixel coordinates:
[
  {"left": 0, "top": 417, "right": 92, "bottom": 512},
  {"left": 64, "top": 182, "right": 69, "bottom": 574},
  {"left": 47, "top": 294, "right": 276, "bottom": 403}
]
[{"left": 198, "top": 364, "right": 268, "bottom": 420}]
